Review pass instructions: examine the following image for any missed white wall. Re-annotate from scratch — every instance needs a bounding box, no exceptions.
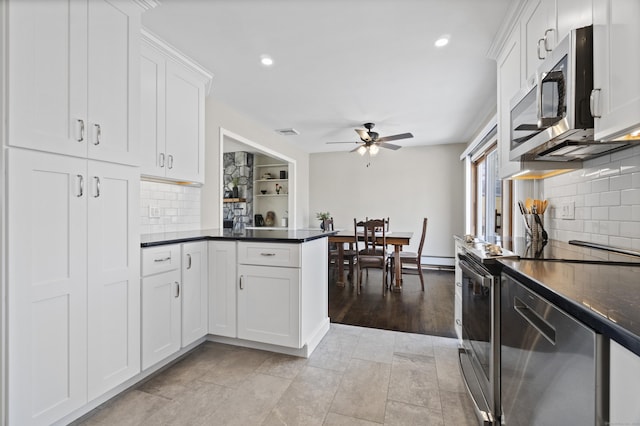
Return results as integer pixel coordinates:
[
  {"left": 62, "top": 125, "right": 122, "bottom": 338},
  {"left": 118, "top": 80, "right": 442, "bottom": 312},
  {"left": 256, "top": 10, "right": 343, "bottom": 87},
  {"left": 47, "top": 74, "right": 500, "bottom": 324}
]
[
  {"left": 201, "top": 98, "right": 310, "bottom": 229},
  {"left": 309, "top": 144, "right": 466, "bottom": 258},
  {"left": 543, "top": 145, "right": 640, "bottom": 250}
]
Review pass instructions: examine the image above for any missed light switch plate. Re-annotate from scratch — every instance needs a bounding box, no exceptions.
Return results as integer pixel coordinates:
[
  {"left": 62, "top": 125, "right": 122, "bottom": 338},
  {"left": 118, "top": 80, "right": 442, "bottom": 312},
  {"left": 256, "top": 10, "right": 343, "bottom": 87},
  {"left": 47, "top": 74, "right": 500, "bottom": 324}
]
[
  {"left": 560, "top": 201, "right": 575, "bottom": 220},
  {"left": 149, "top": 206, "right": 161, "bottom": 218}
]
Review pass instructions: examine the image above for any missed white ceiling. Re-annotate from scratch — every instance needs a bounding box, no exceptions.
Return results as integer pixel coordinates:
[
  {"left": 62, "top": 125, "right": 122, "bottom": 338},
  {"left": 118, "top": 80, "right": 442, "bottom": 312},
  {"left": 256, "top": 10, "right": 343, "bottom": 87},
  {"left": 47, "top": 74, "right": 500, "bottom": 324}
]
[{"left": 142, "top": 0, "right": 511, "bottom": 153}]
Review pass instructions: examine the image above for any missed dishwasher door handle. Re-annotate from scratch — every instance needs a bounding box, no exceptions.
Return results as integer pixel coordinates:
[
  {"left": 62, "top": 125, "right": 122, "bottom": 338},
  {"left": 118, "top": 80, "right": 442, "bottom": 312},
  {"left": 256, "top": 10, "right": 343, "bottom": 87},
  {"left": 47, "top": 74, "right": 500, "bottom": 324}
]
[{"left": 514, "top": 296, "right": 556, "bottom": 345}]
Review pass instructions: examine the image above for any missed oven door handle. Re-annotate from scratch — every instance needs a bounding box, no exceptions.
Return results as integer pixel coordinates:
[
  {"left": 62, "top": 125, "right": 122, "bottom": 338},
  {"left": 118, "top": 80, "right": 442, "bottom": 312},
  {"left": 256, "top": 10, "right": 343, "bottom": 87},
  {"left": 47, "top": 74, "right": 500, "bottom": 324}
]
[{"left": 459, "top": 259, "right": 492, "bottom": 288}]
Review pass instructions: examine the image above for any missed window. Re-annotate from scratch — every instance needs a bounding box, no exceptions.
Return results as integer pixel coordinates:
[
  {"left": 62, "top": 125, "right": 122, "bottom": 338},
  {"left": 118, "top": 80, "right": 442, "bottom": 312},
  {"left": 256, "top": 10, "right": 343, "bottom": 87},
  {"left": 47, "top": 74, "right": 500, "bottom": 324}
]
[{"left": 472, "top": 145, "right": 503, "bottom": 240}]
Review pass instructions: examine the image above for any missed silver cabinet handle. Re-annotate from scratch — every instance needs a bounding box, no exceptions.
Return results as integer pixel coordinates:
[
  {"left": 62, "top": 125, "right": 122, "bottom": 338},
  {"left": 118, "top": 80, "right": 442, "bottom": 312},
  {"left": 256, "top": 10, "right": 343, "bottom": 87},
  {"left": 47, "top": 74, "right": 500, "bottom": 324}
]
[
  {"left": 93, "top": 176, "right": 101, "bottom": 198},
  {"left": 537, "top": 38, "right": 545, "bottom": 60},
  {"left": 76, "top": 119, "right": 85, "bottom": 142},
  {"left": 513, "top": 296, "right": 556, "bottom": 344},
  {"left": 590, "top": 88, "right": 601, "bottom": 118},
  {"left": 260, "top": 253, "right": 276, "bottom": 257},
  {"left": 93, "top": 124, "right": 101, "bottom": 145},
  {"left": 175, "top": 281, "right": 180, "bottom": 298},
  {"left": 543, "top": 28, "right": 554, "bottom": 52},
  {"left": 77, "top": 175, "right": 84, "bottom": 197},
  {"left": 239, "top": 275, "right": 243, "bottom": 290},
  {"left": 167, "top": 154, "right": 174, "bottom": 169},
  {"left": 159, "top": 153, "right": 165, "bottom": 168},
  {"left": 154, "top": 256, "right": 171, "bottom": 262},
  {"left": 456, "top": 281, "right": 462, "bottom": 287},
  {"left": 455, "top": 319, "right": 462, "bottom": 326},
  {"left": 187, "top": 254, "right": 192, "bottom": 269}
]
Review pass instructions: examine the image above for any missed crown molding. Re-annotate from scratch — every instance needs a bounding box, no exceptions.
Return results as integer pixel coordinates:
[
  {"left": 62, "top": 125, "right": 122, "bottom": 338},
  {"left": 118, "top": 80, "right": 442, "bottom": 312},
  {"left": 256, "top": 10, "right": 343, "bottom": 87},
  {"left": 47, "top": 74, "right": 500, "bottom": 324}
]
[
  {"left": 486, "top": 0, "right": 528, "bottom": 60},
  {"left": 141, "top": 28, "right": 214, "bottom": 95}
]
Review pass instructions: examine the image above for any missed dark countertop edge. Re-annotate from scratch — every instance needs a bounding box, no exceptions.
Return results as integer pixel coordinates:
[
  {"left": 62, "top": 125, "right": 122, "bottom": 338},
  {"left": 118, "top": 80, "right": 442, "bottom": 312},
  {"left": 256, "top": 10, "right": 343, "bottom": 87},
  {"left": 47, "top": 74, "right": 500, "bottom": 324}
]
[
  {"left": 501, "top": 264, "right": 640, "bottom": 358},
  {"left": 141, "top": 232, "right": 336, "bottom": 247}
]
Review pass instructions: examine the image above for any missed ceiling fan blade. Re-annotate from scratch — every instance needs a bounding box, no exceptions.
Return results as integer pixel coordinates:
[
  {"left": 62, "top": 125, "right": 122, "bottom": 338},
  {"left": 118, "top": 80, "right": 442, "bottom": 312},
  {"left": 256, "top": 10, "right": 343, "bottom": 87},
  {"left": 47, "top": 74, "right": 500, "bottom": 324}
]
[
  {"left": 378, "top": 142, "right": 402, "bottom": 150},
  {"left": 350, "top": 144, "right": 365, "bottom": 153},
  {"left": 326, "top": 141, "right": 358, "bottom": 144},
  {"left": 355, "top": 128, "right": 372, "bottom": 142},
  {"left": 376, "top": 132, "right": 413, "bottom": 143}
]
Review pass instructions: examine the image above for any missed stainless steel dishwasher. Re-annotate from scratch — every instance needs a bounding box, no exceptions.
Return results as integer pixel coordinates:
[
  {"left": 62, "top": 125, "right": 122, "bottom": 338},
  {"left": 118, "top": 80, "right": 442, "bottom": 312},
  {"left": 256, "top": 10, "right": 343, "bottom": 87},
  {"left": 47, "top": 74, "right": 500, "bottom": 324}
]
[{"left": 500, "top": 273, "right": 606, "bottom": 425}]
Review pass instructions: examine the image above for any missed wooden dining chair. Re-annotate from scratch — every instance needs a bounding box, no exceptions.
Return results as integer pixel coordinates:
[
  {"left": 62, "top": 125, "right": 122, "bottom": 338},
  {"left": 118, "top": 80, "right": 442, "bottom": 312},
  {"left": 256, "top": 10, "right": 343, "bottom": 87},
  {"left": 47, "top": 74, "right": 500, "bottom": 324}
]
[
  {"left": 392, "top": 217, "right": 428, "bottom": 290},
  {"left": 354, "top": 218, "right": 389, "bottom": 294}
]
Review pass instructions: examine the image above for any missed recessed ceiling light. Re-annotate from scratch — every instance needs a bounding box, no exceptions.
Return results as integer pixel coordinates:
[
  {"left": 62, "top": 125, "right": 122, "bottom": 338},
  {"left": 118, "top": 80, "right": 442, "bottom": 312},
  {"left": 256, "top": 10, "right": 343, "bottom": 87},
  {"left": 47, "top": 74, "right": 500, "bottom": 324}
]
[
  {"left": 435, "top": 36, "right": 450, "bottom": 48},
  {"left": 260, "top": 55, "right": 274, "bottom": 66}
]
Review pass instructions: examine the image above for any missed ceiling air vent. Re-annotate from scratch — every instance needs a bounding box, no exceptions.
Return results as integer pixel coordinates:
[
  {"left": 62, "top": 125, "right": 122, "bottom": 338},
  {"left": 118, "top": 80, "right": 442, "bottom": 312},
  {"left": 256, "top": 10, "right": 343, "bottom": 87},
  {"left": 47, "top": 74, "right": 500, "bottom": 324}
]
[{"left": 275, "top": 128, "right": 299, "bottom": 136}]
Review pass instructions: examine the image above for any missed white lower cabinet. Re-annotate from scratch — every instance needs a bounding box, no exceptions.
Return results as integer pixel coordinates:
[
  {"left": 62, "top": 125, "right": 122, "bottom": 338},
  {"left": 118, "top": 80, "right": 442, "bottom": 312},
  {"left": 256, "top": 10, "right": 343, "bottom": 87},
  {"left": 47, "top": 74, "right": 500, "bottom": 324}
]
[
  {"left": 141, "top": 244, "right": 181, "bottom": 370},
  {"left": 7, "top": 148, "right": 140, "bottom": 425},
  {"left": 237, "top": 264, "right": 301, "bottom": 348},
  {"left": 208, "top": 241, "right": 237, "bottom": 337},
  {"left": 610, "top": 340, "right": 640, "bottom": 424},
  {"left": 141, "top": 242, "right": 208, "bottom": 369},
  {"left": 209, "top": 239, "right": 329, "bottom": 354},
  {"left": 181, "top": 241, "right": 208, "bottom": 346}
]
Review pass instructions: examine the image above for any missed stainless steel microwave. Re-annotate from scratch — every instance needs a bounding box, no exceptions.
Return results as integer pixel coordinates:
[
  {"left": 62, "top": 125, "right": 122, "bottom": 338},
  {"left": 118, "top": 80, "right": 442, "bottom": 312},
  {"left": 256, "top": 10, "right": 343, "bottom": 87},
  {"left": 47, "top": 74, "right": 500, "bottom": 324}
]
[{"left": 509, "top": 26, "right": 630, "bottom": 162}]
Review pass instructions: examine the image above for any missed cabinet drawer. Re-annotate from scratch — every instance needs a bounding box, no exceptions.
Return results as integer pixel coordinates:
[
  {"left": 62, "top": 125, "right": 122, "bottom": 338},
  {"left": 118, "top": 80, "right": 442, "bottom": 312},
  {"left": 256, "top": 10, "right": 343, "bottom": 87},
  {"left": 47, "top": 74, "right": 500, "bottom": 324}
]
[
  {"left": 142, "top": 245, "right": 181, "bottom": 276},
  {"left": 238, "top": 242, "right": 300, "bottom": 267}
]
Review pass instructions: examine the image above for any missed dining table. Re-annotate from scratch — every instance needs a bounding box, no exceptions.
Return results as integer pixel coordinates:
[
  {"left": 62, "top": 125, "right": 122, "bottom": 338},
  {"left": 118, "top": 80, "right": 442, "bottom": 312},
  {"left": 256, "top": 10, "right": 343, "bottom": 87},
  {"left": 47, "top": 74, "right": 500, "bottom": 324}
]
[{"left": 328, "top": 231, "right": 413, "bottom": 292}]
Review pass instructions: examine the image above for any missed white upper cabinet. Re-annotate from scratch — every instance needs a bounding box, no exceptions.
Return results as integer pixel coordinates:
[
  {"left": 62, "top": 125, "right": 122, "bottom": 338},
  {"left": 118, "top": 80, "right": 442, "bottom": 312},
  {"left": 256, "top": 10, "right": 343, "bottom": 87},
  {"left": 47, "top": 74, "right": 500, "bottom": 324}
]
[
  {"left": 140, "top": 30, "right": 212, "bottom": 184},
  {"left": 7, "top": 0, "right": 140, "bottom": 165},
  {"left": 591, "top": 0, "right": 640, "bottom": 141},
  {"left": 556, "top": 0, "right": 593, "bottom": 42},
  {"left": 521, "top": 0, "right": 556, "bottom": 82},
  {"left": 498, "top": 25, "right": 524, "bottom": 179}
]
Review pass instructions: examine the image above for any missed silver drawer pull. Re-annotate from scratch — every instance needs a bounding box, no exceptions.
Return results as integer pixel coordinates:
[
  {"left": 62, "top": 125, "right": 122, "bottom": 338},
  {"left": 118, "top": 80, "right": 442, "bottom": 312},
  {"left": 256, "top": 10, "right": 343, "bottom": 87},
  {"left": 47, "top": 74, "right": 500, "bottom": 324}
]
[
  {"left": 76, "top": 174, "right": 84, "bottom": 197},
  {"left": 456, "top": 319, "right": 462, "bottom": 326},
  {"left": 93, "top": 176, "right": 101, "bottom": 198},
  {"left": 187, "top": 254, "right": 192, "bottom": 269},
  {"left": 76, "top": 119, "right": 85, "bottom": 142},
  {"left": 456, "top": 282, "right": 462, "bottom": 287},
  {"left": 260, "top": 253, "right": 276, "bottom": 256},
  {"left": 154, "top": 256, "right": 171, "bottom": 262},
  {"left": 239, "top": 275, "right": 243, "bottom": 290},
  {"left": 174, "top": 282, "right": 180, "bottom": 298},
  {"left": 514, "top": 296, "right": 556, "bottom": 345},
  {"left": 93, "top": 123, "right": 101, "bottom": 145}
]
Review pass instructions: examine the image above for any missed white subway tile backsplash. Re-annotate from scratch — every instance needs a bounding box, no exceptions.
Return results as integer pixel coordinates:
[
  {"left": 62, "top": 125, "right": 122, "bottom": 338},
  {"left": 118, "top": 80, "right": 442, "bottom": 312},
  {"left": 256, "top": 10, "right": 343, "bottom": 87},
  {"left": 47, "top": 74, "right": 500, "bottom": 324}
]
[
  {"left": 543, "top": 148, "right": 640, "bottom": 249},
  {"left": 600, "top": 191, "right": 621, "bottom": 206},
  {"left": 139, "top": 180, "right": 201, "bottom": 235}
]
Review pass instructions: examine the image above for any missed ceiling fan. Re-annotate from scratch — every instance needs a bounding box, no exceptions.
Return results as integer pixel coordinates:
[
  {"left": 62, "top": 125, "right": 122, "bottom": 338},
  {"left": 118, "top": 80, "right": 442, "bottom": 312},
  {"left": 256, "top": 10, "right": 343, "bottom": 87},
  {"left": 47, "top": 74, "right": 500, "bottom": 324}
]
[{"left": 326, "top": 122, "right": 413, "bottom": 155}]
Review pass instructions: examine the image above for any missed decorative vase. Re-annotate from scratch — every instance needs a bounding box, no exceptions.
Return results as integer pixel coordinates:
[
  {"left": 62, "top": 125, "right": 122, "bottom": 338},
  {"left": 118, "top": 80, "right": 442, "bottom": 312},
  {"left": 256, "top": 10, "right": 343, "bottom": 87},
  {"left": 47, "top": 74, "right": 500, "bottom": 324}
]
[{"left": 232, "top": 186, "right": 238, "bottom": 198}]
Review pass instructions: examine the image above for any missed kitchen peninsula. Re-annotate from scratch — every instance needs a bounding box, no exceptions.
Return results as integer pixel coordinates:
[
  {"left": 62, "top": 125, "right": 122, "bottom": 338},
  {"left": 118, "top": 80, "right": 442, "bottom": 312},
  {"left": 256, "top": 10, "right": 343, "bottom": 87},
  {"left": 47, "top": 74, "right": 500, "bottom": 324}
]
[{"left": 141, "top": 228, "right": 333, "bottom": 368}]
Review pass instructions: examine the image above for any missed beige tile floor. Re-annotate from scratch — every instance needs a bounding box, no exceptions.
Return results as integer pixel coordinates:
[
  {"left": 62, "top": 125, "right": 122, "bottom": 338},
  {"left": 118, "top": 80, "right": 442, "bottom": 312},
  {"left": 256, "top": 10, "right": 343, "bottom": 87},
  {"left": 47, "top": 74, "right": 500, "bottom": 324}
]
[{"left": 75, "top": 324, "right": 477, "bottom": 425}]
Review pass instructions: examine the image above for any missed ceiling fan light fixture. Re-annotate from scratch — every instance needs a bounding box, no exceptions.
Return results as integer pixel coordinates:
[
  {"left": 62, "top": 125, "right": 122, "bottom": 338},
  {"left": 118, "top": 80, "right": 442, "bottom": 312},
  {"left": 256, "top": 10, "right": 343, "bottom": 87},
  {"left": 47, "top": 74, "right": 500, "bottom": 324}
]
[
  {"left": 357, "top": 145, "right": 367, "bottom": 156},
  {"left": 369, "top": 144, "right": 380, "bottom": 156}
]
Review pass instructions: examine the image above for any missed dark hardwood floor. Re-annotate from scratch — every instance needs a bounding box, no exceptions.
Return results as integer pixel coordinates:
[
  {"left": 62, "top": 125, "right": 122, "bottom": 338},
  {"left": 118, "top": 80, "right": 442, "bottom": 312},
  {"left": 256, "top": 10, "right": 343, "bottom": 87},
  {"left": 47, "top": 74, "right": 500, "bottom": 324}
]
[{"left": 328, "top": 265, "right": 457, "bottom": 338}]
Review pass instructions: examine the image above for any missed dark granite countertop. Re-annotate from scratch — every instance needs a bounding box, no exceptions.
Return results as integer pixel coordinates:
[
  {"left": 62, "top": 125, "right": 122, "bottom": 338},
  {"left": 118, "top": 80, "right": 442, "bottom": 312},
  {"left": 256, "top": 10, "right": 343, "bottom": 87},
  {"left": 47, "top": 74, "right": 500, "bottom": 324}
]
[
  {"left": 500, "top": 259, "right": 640, "bottom": 357},
  {"left": 141, "top": 228, "right": 337, "bottom": 247}
]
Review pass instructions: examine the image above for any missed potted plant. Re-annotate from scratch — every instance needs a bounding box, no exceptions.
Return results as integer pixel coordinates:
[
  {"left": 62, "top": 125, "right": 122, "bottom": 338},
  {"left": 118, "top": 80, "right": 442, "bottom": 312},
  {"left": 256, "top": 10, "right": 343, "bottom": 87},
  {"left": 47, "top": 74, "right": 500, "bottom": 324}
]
[{"left": 316, "top": 212, "right": 331, "bottom": 230}]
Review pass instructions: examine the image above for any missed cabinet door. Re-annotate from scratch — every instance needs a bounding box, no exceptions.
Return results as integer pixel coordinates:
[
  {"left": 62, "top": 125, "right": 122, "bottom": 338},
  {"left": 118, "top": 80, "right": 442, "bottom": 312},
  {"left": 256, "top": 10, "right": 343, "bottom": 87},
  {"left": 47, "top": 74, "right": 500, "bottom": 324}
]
[
  {"left": 86, "top": 0, "right": 140, "bottom": 165},
  {"left": 556, "top": 0, "right": 593, "bottom": 42},
  {"left": 237, "top": 265, "right": 301, "bottom": 348},
  {"left": 592, "top": 0, "right": 640, "bottom": 140},
  {"left": 498, "top": 26, "right": 523, "bottom": 179},
  {"left": 182, "top": 242, "right": 208, "bottom": 347},
  {"left": 140, "top": 44, "right": 167, "bottom": 177},
  {"left": 522, "top": 0, "right": 556, "bottom": 81},
  {"left": 7, "top": 149, "right": 88, "bottom": 425},
  {"left": 142, "top": 270, "right": 182, "bottom": 370},
  {"left": 7, "top": 0, "right": 88, "bottom": 157},
  {"left": 208, "top": 241, "right": 237, "bottom": 338},
  {"left": 87, "top": 160, "right": 140, "bottom": 400},
  {"left": 610, "top": 340, "right": 640, "bottom": 424},
  {"left": 165, "top": 60, "right": 205, "bottom": 183}
]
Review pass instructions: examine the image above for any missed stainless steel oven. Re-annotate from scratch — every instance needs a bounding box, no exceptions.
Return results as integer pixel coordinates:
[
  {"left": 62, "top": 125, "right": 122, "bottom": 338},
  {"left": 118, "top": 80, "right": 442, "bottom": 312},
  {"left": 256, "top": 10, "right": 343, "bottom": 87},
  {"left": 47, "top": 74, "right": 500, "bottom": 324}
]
[{"left": 458, "top": 252, "right": 501, "bottom": 425}]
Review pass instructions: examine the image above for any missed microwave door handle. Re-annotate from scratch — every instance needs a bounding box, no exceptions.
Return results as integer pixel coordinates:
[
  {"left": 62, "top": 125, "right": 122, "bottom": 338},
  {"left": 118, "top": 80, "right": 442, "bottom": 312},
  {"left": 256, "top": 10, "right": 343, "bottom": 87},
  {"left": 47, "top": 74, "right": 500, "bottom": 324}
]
[{"left": 538, "top": 71, "right": 566, "bottom": 123}]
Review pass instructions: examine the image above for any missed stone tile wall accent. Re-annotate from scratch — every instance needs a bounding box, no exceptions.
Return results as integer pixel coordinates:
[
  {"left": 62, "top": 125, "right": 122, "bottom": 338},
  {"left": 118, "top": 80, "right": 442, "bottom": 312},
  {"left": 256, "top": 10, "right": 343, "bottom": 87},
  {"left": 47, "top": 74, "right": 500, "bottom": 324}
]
[{"left": 223, "top": 152, "right": 254, "bottom": 227}]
